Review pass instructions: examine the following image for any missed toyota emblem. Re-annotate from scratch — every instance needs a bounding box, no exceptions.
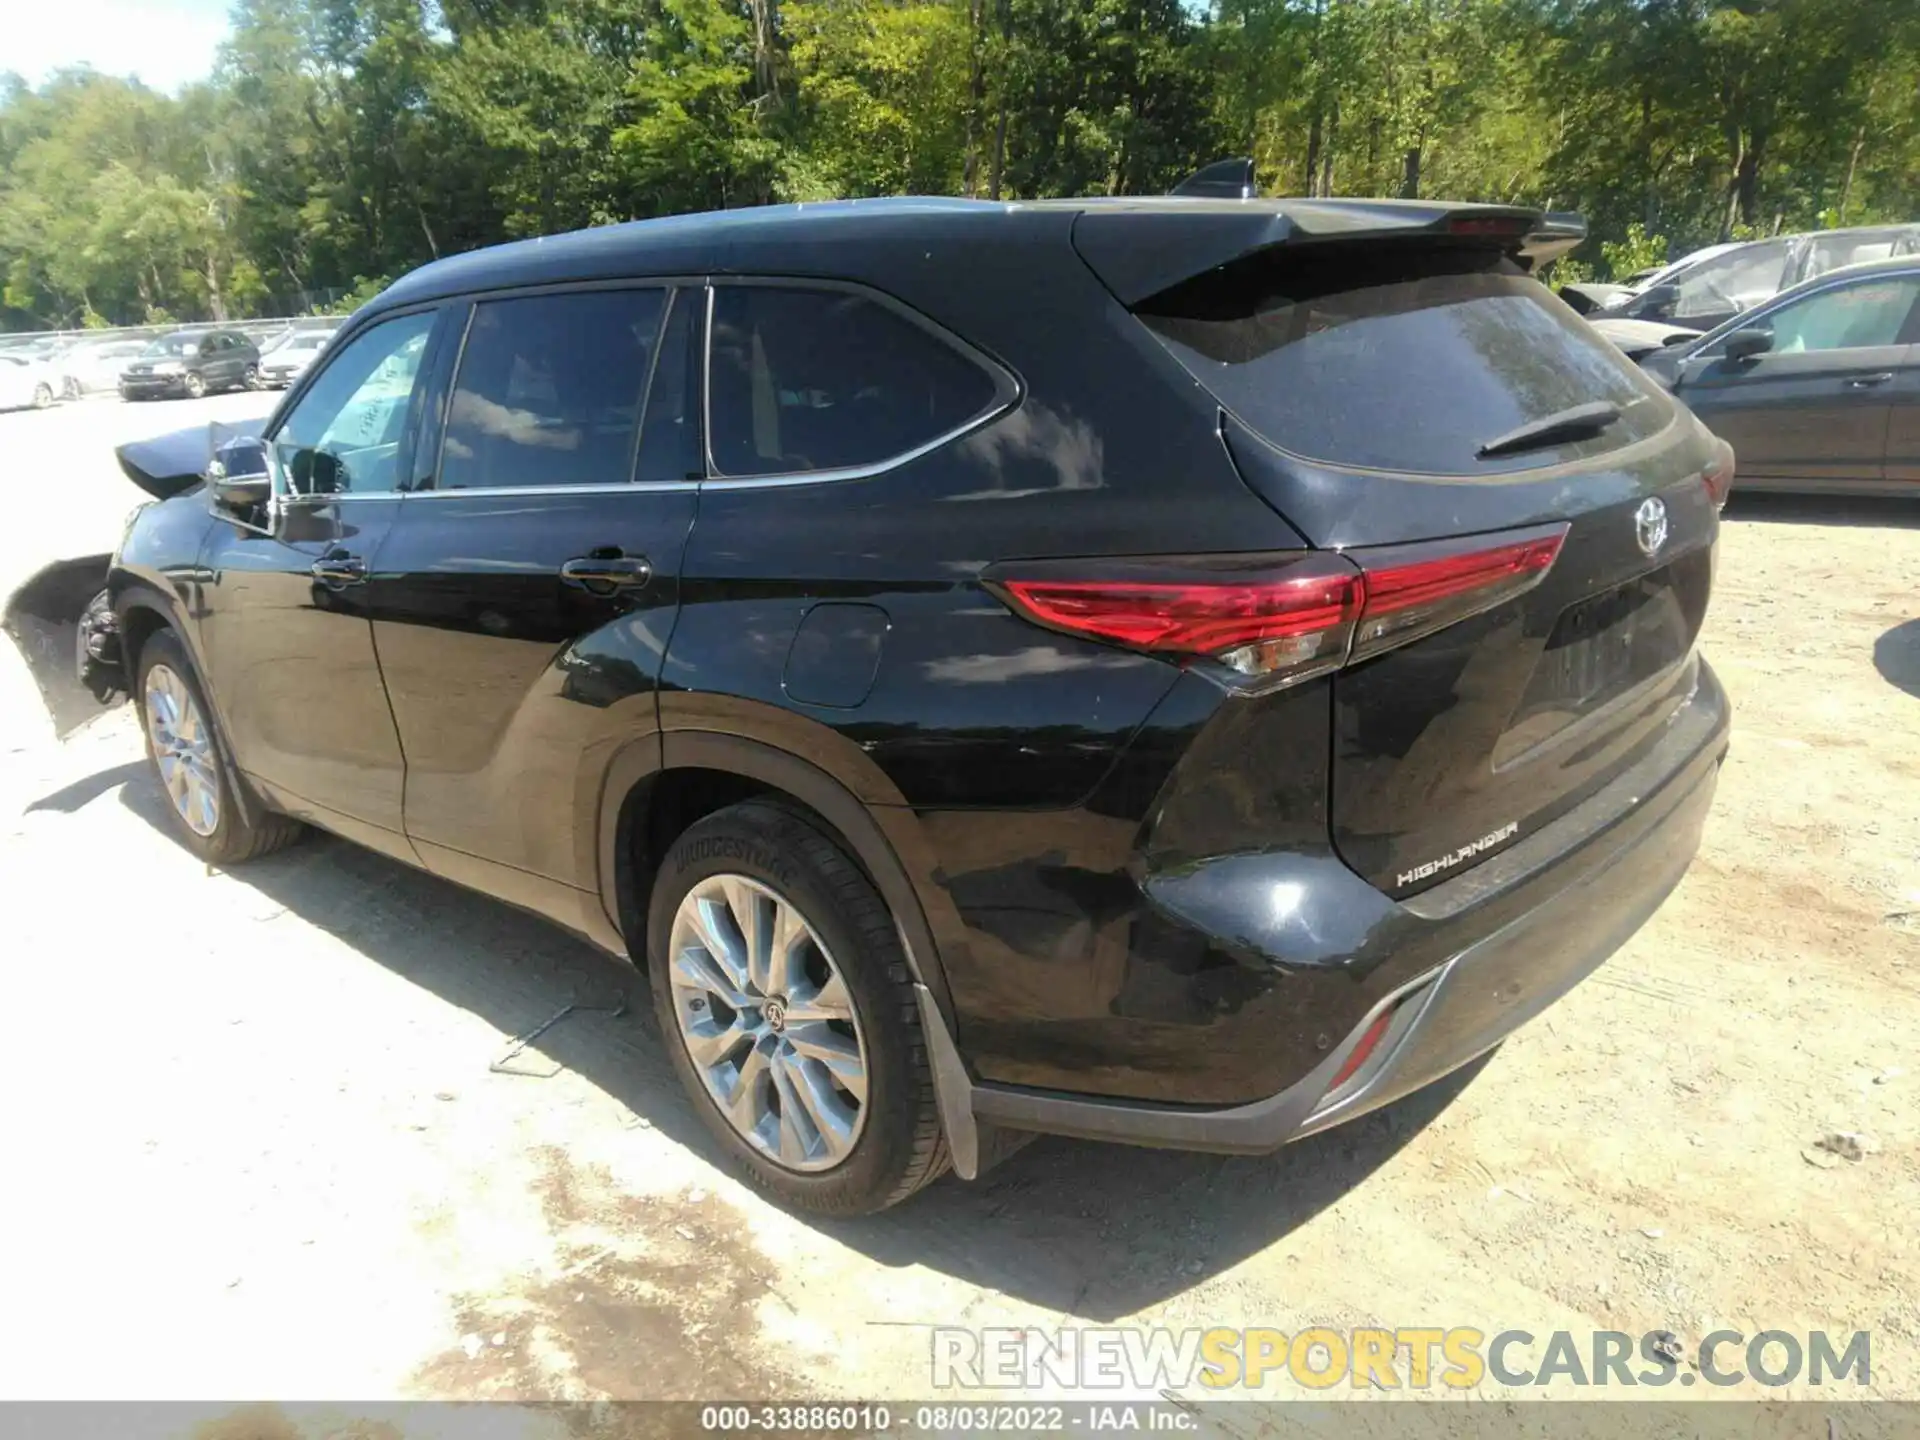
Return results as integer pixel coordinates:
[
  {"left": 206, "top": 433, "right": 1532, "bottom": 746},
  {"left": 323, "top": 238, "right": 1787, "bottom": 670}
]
[{"left": 1634, "top": 497, "right": 1669, "bottom": 557}]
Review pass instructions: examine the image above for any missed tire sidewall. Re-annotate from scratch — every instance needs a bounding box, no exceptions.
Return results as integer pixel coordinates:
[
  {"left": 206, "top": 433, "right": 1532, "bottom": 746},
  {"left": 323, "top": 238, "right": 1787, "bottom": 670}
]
[
  {"left": 134, "top": 631, "right": 238, "bottom": 862},
  {"left": 647, "top": 805, "right": 921, "bottom": 1212},
  {"left": 184, "top": 372, "right": 206, "bottom": 399}
]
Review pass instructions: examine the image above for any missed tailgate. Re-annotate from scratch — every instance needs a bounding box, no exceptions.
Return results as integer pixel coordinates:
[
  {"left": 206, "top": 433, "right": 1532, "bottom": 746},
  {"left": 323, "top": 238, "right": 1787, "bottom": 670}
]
[{"left": 1127, "top": 230, "right": 1723, "bottom": 896}]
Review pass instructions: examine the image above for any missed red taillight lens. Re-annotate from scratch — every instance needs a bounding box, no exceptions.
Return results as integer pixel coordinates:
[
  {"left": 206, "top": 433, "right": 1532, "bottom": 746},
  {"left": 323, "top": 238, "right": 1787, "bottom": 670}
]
[
  {"left": 994, "top": 556, "right": 1363, "bottom": 689},
  {"left": 1350, "top": 527, "right": 1567, "bottom": 662},
  {"left": 1447, "top": 215, "right": 1530, "bottom": 238},
  {"left": 991, "top": 526, "right": 1566, "bottom": 689},
  {"left": 1703, "top": 438, "right": 1735, "bottom": 510}
]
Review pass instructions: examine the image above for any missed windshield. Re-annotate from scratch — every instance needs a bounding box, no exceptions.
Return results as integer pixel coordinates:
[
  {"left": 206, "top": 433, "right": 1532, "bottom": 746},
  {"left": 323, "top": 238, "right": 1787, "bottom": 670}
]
[
  {"left": 1634, "top": 244, "right": 1741, "bottom": 294},
  {"left": 142, "top": 335, "right": 199, "bottom": 357}
]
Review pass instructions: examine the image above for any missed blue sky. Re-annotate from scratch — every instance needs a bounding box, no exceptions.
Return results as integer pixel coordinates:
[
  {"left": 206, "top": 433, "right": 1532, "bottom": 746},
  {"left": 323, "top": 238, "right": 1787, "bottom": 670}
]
[{"left": 7, "top": 0, "right": 233, "bottom": 93}]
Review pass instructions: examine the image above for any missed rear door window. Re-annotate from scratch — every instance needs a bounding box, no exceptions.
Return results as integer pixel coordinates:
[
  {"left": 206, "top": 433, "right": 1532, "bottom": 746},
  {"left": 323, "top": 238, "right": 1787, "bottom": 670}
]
[
  {"left": 1139, "top": 248, "right": 1673, "bottom": 476},
  {"left": 438, "top": 288, "right": 666, "bottom": 491},
  {"left": 706, "top": 285, "right": 1002, "bottom": 478}
]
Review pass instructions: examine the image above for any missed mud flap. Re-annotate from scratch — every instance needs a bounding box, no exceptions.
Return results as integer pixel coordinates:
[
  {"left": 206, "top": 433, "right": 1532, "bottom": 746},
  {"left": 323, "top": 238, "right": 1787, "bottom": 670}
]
[{"left": 2, "top": 554, "right": 120, "bottom": 738}]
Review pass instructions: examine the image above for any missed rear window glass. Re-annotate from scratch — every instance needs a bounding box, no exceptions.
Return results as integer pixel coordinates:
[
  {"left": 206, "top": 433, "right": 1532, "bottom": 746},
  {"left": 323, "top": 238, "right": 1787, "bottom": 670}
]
[
  {"left": 708, "top": 286, "right": 1000, "bottom": 478},
  {"left": 1139, "top": 248, "right": 1673, "bottom": 476}
]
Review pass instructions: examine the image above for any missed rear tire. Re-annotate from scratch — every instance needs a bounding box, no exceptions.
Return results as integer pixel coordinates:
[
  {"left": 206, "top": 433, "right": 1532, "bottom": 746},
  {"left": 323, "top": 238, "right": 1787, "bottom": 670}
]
[
  {"left": 134, "top": 629, "right": 304, "bottom": 865},
  {"left": 241, "top": 363, "right": 260, "bottom": 391},
  {"left": 646, "top": 800, "right": 948, "bottom": 1215}
]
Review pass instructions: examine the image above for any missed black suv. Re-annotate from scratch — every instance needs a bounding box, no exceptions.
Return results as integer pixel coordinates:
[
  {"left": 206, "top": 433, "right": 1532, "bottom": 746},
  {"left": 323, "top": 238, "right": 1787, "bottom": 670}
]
[
  {"left": 119, "top": 328, "right": 262, "bottom": 400},
  {"left": 91, "top": 196, "right": 1731, "bottom": 1214}
]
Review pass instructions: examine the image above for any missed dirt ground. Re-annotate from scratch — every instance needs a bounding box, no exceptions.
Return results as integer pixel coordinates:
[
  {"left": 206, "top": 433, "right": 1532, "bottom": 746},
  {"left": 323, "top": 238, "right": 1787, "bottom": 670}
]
[{"left": 0, "top": 395, "right": 1916, "bottom": 1415}]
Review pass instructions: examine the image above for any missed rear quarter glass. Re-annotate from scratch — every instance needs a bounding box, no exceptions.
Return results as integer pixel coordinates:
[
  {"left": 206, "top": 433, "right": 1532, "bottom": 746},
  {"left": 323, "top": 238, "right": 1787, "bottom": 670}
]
[{"left": 1138, "top": 248, "right": 1676, "bottom": 477}]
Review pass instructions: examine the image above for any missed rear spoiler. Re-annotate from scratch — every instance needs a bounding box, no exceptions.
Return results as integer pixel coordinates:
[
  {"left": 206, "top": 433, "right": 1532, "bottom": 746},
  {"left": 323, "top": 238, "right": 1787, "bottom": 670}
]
[{"left": 1078, "top": 170, "right": 1590, "bottom": 304}]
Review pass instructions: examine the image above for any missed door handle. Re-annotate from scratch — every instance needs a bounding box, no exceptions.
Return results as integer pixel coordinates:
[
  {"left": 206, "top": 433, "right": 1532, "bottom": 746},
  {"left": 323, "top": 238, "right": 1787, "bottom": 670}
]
[
  {"left": 1846, "top": 373, "right": 1895, "bottom": 389},
  {"left": 560, "top": 553, "right": 652, "bottom": 596},
  {"left": 311, "top": 549, "right": 367, "bottom": 587}
]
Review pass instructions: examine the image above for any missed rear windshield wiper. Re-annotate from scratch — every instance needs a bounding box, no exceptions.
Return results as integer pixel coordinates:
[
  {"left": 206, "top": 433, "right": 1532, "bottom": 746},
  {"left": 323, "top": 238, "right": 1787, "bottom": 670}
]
[{"left": 1476, "top": 400, "right": 1621, "bottom": 460}]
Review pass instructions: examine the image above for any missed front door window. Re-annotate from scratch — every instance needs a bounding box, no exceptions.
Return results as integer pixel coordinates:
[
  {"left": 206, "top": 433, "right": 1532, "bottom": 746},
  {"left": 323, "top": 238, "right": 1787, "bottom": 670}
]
[{"left": 272, "top": 311, "right": 437, "bottom": 497}]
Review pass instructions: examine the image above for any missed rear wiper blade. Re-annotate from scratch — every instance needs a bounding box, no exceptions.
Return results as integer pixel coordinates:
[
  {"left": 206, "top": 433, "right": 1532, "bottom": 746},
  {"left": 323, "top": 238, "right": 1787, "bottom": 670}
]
[{"left": 1476, "top": 400, "right": 1621, "bottom": 459}]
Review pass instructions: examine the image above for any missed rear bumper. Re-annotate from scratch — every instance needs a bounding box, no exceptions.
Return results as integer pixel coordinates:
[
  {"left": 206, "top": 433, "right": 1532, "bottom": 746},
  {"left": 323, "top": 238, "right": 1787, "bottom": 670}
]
[{"left": 961, "top": 658, "right": 1729, "bottom": 1156}]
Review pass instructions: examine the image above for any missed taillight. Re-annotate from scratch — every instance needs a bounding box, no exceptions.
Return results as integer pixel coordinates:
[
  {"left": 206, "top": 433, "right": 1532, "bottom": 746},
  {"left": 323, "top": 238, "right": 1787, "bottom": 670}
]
[
  {"left": 994, "top": 554, "right": 1363, "bottom": 689},
  {"left": 1703, "top": 438, "right": 1735, "bottom": 510},
  {"left": 989, "top": 525, "right": 1566, "bottom": 690},
  {"left": 1447, "top": 215, "right": 1530, "bottom": 238},
  {"left": 1348, "top": 527, "right": 1567, "bottom": 663}
]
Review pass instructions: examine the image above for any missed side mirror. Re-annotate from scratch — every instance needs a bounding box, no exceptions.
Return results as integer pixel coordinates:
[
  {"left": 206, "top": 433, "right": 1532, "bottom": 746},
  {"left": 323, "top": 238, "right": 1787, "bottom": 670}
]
[
  {"left": 207, "top": 440, "right": 270, "bottom": 512},
  {"left": 212, "top": 473, "right": 271, "bottom": 510},
  {"left": 1724, "top": 326, "right": 1775, "bottom": 363}
]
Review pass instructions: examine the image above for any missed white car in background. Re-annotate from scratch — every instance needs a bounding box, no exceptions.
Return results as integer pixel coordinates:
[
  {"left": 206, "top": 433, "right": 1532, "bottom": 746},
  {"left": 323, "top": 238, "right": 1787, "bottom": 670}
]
[
  {"left": 57, "top": 337, "right": 153, "bottom": 398},
  {"left": 258, "top": 329, "right": 332, "bottom": 388},
  {"left": 0, "top": 353, "right": 61, "bottom": 410}
]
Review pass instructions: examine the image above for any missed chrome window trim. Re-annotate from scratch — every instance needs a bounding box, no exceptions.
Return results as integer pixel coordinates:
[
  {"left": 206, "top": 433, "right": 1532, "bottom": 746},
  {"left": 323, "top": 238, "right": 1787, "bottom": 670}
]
[
  {"left": 403, "top": 479, "right": 700, "bottom": 499},
  {"left": 700, "top": 275, "right": 1021, "bottom": 488}
]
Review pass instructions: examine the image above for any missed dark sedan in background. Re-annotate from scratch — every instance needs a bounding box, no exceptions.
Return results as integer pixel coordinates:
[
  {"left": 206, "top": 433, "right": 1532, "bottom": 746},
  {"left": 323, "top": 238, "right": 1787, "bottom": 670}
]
[
  {"left": 1642, "top": 257, "right": 1920, "bottom": 495},
  {"left": 119, "top": 329, "right": 262, "bottom": 400}
]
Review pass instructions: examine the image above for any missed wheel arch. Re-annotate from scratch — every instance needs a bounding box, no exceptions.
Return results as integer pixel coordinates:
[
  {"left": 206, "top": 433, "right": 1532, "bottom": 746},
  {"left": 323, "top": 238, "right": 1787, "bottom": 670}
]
[
  {"left": 115, "top": 579, "right": 261, "bottom": 829},
  {"left": 598, "top": 729, "right": 956, "bottom": 1023}
]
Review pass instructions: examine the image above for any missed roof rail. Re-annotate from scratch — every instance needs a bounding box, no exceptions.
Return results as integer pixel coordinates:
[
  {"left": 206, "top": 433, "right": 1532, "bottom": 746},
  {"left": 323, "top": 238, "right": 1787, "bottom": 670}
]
[{"left": 1171, "top": 157, "right": 1257, "bottom": 200}]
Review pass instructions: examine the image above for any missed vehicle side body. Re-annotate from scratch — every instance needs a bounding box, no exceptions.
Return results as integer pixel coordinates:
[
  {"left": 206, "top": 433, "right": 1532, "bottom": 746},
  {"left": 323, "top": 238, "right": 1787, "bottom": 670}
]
[
  {"left": 0, "top": 352, "right": 60, "bottom": 410},
  {"left": 1642, "top": 256, "right": 1920, "bottom": 496},
  {"left": 99, "top": 196, "right": 1730, "bottom": 1188},
  {"left": 58, "top": 337, "right": 151, "bottom": 397}
]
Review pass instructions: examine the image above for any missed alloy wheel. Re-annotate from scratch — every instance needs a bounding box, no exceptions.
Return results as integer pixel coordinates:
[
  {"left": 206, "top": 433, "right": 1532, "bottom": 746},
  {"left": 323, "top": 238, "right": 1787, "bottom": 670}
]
[
  {"left": 666, "top": 874, "right": 869, "bottom": 1171},
  {"left": 32, "top": 384, "right": 51, "bottom": 409},
  {"left": 144, "top": 664, "right": 220, "bottom": 837}
]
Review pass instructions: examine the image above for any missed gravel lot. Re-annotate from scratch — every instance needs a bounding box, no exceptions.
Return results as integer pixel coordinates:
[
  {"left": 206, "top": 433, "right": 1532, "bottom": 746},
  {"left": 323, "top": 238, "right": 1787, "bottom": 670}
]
[{"left": 2, "top": 394, "right": 1917, "bottom": 1413}]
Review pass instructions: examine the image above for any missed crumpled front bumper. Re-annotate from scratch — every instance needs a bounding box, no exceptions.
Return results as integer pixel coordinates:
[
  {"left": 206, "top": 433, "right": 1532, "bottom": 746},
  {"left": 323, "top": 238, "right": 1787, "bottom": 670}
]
[{"left": 1, "top": 555, "right": 121, "bottom": 737}]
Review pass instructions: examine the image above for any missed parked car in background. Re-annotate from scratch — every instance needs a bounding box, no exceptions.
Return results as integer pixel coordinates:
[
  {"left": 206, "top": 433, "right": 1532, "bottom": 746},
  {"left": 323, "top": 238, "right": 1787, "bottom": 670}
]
[
  {"left": 1587, "top": 314, "right": 1707, "bottom": 361},
  {"left": 258, "top": 329, "right": 331, "bottom": 388},
  {"left": 1560, "top": 242, "right": 1747, "bottom": 316},
  {"left": 1641, "top": 256, "right": 1920, "bottom": 496},
  {"left": 119, "top": 329, "right": 262, "bottom": 400},
  {"left": 58, "top": 337, "right": 152, "bottom": 398},
  {"left": 83, "top": 191, "right": 1730, "bottom": 1214},
  {"left": 1588, "top": 224, "right": 1920, "bottom": 335},
  {"left": 0, "top": 353, "right": 61, "bottom": 409}
]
